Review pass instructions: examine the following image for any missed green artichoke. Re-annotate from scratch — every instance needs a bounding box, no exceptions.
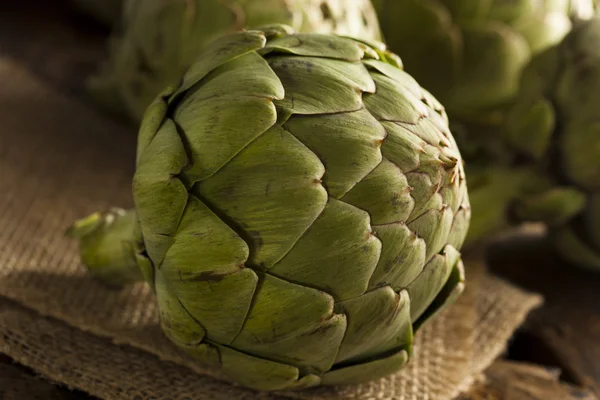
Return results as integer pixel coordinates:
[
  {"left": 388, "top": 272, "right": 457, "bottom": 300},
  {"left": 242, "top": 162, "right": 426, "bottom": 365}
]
[
  {"left": 373, "top": 0, "right": 595, "bottom": 124},
  {"left": 70, "top": 26, "right": 470, "bottom": 390},
  {"left": 506, "top": 17, "right": 600, "bottom": 271},
  {"left": 89, "top": 0, "right": 382, "bottom": 122}
]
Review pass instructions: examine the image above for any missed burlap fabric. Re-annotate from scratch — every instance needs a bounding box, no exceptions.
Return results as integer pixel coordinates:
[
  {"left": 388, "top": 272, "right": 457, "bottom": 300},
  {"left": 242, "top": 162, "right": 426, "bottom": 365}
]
[{"left": 0, "top": 57, "right": 543, "bottom": 400}]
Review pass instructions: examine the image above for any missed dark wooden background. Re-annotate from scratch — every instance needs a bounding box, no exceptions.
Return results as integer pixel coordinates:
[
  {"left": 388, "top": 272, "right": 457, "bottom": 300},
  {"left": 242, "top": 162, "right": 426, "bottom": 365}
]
[{"left": 0, "top": 1, "right": 598, "bottom": 399}]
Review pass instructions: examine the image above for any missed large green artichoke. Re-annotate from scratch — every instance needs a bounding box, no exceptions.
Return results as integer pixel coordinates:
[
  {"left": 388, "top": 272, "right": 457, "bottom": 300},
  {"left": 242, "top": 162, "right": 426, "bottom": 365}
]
[
  {"left": 89, "top": 0, "right": 382, "bottom": 122},
  {"left": 70, "top": 26, "right": 470, "bottom": 391},
  {"left": 373, "top": 0, "right": 595, "bottom": 123},
  {"left": 506, "top": 17, "right": 600, "bottom": 271}
]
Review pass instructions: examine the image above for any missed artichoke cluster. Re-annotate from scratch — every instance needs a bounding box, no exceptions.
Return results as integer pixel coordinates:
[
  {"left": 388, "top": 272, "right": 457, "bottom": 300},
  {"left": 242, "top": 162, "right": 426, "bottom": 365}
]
[
  {"left": 72, "top": 25, "right": 469, "bottom": 391},
  {"left": 506, "top": 17, "right": 600, "bottom": 270},
  {"left": 89, "top": 0, "right": 382, "bottom": 122}
]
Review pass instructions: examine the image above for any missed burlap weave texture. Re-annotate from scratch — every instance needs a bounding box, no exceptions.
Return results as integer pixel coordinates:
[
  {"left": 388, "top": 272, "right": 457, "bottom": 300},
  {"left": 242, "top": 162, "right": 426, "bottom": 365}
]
[{"left": 0, "top": 57, "right": 543, "bottom": 400}]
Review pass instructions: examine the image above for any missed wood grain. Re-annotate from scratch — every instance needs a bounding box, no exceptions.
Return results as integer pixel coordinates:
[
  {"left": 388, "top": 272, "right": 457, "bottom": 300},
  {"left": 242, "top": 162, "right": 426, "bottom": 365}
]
[
  {"left": 458, "top": 360, "right": 599, "bottom": 400},
  {"left": 487, "top": 233, "right": 600, "bottom": 397}
]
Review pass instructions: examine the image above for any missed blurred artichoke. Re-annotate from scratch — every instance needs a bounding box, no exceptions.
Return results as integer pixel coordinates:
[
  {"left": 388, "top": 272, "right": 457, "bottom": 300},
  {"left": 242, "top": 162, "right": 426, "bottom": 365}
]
[
  {"left": 70, "top": 26, "right": 470, "bottom": 390},
  {"left": 506, "top": 17, "right": 600, "bottom": 271},
  {"left": 89, "top": 0, "right": 382, "bottom": 122},
  {"left": 373, "top": 0, "right": 595, "bottom": 124},
  {"left": 373, "top": 0, "right": 596, "bottom": 247}
]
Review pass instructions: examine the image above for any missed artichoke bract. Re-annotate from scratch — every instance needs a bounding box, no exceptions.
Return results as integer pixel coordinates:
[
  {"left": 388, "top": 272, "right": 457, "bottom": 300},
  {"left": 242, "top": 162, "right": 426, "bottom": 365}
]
[
  {"left": 70, "top": 26, "right": 470, "bottom": 391},
  {"left": 506, "top": 17, "right": 600, "bottom": 271},
  {"left": 89, "top": 0, "right": 382, "bottom": 122},
  {"left": 373, "top": 0, "right": 595, "bottom": 123}
]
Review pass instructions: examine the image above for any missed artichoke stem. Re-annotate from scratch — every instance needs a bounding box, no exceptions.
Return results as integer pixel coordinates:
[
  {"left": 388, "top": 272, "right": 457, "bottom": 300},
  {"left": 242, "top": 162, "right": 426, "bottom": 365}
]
[{"left": 66, "top": 208, "right": 143, "bottom": 287}]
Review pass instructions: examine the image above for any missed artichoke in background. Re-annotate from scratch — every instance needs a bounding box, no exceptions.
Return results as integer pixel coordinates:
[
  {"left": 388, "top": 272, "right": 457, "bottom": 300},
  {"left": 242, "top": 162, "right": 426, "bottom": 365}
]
[
  {"left": 69, "top": 26, "right": 470, "bottom": 390},
  {"left": 373, "top": 0, "right": 595, "bottom": 124},
  {"left": 372, "top": 0, "right": 595, "bottom": 247},
  {"left": 89, "top": 0, "right": 382, "bottom": 122},
  {"left": 506, "top": 17, "right": 600, "bottom": 271}
]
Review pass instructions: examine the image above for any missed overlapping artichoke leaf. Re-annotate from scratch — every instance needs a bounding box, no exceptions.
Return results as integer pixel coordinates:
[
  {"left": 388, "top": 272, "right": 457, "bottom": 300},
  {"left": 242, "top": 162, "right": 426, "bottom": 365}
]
[{"left": 505, "top": 16, "right": 600, "bottom": 270}]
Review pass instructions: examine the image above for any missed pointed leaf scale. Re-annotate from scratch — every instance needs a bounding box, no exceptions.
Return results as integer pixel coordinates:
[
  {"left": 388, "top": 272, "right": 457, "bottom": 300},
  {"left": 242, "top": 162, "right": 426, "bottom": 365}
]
[
  {"left": 334, "top": 287, "right": 413, "bottom": 364},
  {"left": 180, "top": 341, "right": 221, "bottom": 370},
  {"left": 133, "top": 119, "right": 188, "bottom": 265},
  {"left": 136, "top": 88, "right": 175, "bottom": 166},
  {"left": 268, "top": 56, "right": 374, "bottom": 115},
  {"left": 368, "top": 222, "right": 427, "bottom": 290},
  {"left": 174, "top": 52, "right": 283, "bottom": 182},
  {"left": 408, "top": 207, "right": 454, "bottom": 262},
  {"left": 407, "top": 245, "right": 460, "bottom": 322},
  {"left": 340, "top": 159, "right": 415, "bottom": 225},
  {"left": 260, "top": 33, "right": 366, "bottom": 61},
  {"left": 363, "top": 73, "right": 428, "bottom": 124},
  {"left": 154, "top": 269, "right": 206, "bottom": 347},
  {"left": 160, "top": 196, "right": 258, "bottom": 344},
  {"left": 283, "top": 108, "right": 386, "bottom": 198},
  {"left": 364, "top": 59, "right": 423, "bottom": 100},
  {"left": 175, "top": 51, "right": 285, "bottom": 104},
  {"left": 217, "top": 344, "right": 304, "bottom": 391},
  {"left": 136, "top": 252, "right": 155, "bottom": 289},
  {"left": 447, "top": 205, "right": 471, "bottom": 250},
  {"left": 439, "top": 175, "right": 463, "bottom": 214},
  {"left": 176, "top": 96, "right": 278, "bottom": 183},
  {"left": 132, "top": 219, "right": 155, "bottom": 289},
  {"left": 173, "top": 30, "right": 267, "bottom": 97},
  {"left": 269, "top": 198, "right": 381, "bottom": 301},
  {"left": 379, "top": 121, "right": 423, "bottom": 172},
  {"left": 405, "top": 173, "right": 444, "bottom": 224},
  {"left": 414, "top": 256, "right": 465, "bottom": 331},
  {"left": 193, "top": 125, "right": 327, "bottom": 269},
  {"left": 231, "top": 274, "right": 346, "bottom": 374},
  {"left": 399, "top": 117, "right": 455, "bottom": 152},
  {"left": 322, "top": 349, "right": 409, "bottom": 386}
]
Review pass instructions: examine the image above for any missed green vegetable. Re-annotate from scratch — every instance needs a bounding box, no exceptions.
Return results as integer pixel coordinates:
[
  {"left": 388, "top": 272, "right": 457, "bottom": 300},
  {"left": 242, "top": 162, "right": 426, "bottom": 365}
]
[
  {"left": 69, "top": 26, "right": 470, "bottom": 391},
  {"left": 506, "top": 16, "right": 600, "bottom": 270},
  {"left": 373, "top": 0, "right": 595, "bottom": 124},
  {"left": 89, "top": 0, "right": 382, "bottom": 122}
]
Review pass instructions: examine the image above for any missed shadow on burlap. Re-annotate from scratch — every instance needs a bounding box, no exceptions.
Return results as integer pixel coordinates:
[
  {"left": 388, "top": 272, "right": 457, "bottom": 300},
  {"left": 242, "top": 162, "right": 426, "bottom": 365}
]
[{"left": 0, "top": 57, "right": 543, "bottom": 400}]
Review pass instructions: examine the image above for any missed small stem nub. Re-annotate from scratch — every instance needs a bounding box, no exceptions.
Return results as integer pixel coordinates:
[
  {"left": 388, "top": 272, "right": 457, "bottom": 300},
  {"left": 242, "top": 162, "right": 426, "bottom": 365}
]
[{"left": 67, "top": 208, "right": 143, "bottom": 287}]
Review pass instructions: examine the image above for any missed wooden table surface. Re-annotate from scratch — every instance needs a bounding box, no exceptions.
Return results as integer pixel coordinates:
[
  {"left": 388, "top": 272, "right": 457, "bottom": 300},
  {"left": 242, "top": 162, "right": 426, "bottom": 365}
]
[{"left": 0, "top": 1, "right": 599, "bottom": 399}]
